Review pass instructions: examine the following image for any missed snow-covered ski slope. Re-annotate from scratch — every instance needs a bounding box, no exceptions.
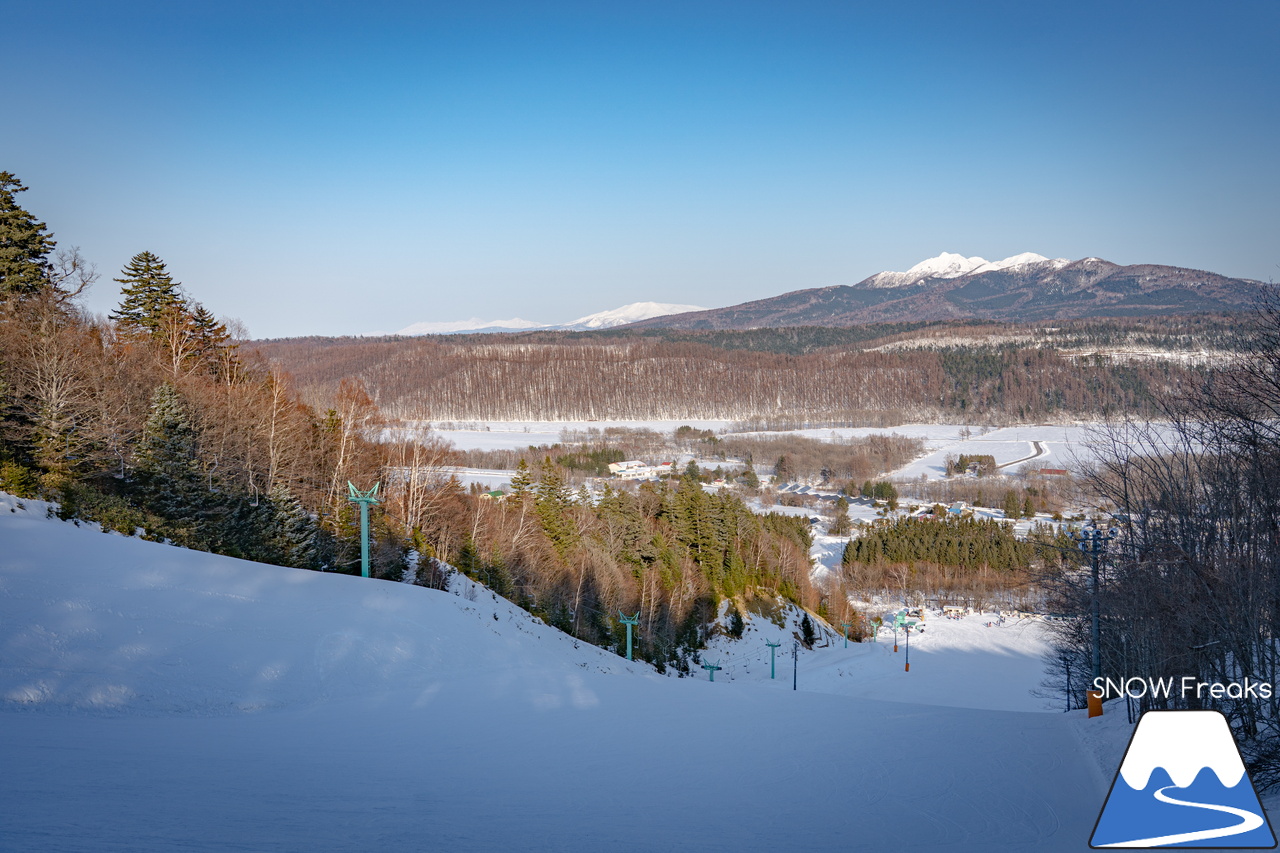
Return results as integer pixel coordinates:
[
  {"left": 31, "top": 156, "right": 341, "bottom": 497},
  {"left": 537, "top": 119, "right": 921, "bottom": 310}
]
[{"left": 0, "top": 493, "right": 1146, "bottom": 851}]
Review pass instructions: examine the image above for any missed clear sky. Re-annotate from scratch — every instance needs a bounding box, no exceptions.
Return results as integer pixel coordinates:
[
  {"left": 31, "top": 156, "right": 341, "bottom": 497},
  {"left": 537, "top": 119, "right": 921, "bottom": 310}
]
[{"left": 6, "top": 0, "right": 1278, "bottom": 338}]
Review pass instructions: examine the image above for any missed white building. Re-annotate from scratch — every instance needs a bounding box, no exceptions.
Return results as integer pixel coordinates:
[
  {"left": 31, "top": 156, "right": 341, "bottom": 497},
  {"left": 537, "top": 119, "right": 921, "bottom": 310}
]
[{"left": 607, "top": 460, "right": 674, "bottom": 480}]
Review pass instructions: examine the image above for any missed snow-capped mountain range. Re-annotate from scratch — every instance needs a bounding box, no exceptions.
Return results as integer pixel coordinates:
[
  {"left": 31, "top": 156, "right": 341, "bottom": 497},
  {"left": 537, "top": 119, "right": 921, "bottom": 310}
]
[
  {"left": 861, "top": 252, "right": 1070, "bottom": 288},
  {"left": 389, "top": 251, "right": 1269, "bottom": 336},
  {"left": 394, "top": 301, "right": 706, "bottom": 336},
  {"left": 623, "top": 251, "right": 1269, "bottom": 330}
]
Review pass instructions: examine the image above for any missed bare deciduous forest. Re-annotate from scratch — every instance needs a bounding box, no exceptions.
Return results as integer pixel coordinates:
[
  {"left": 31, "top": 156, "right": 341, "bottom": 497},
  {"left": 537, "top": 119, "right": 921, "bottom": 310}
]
[
  {"left": 1035, "top": 302, "right": 1280, "bottom": 785},
  {"left": 253, "top": 324, "right": 1222, "bottom": 424}
]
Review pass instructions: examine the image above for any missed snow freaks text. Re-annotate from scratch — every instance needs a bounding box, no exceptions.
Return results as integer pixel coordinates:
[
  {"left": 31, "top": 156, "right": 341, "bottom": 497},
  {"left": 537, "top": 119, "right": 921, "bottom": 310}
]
[{"left": 1092, "top": 677, "right": 1274, "bottom": 702}]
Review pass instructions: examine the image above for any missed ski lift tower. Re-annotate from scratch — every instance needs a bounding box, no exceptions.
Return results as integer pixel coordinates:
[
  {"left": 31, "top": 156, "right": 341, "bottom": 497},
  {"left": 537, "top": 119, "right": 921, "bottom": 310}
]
[
  {"left": 619, "top": 611, "right": 640, "bottom": 661},
  {"left": 347, "top": 481, "right": 380, "bottom": 578}
]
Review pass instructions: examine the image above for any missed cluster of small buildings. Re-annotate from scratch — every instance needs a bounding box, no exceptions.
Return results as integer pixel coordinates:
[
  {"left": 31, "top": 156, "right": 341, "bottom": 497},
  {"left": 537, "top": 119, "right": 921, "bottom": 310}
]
[{"left": 606, "top": 460, "right": 675, "bottom": 480}]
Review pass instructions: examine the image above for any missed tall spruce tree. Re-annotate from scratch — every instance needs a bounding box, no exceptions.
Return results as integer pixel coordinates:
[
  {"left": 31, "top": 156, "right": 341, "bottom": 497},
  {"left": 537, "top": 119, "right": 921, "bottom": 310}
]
[
  {"left": 188, "top": 303, "right": 231, "bottom": 364},
  {"left": 509, "top": 458, "right": 533, "bottom": 499},
  {"left": 134, "top": 383, "right": 204, "bottom": 526},
  {"left": 534, "top": 461, "right": 578, "bottom": 558},
  {"left": 111, "top": 252, "right": 184, "bottom": 336},
  {"left": 800, "top": 613, "right": 816, "bottom": 647},
  {"left": 0, "top": 172, "right": 55, "bottom": 298},
  {"left": 268, "top": 484, "right": 320, "bottom": 569}
]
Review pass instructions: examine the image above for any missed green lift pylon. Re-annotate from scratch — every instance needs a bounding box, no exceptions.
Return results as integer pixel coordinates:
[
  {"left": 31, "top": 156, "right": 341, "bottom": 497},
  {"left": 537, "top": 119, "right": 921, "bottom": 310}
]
[
  {"left": 841, "top": 621, "right": 853, "bottom": 648},
  {"left": 619, "top": 611, "right": 639, "bottom": 661},
  {"left": 765, "top": 640, "right": 781, "bottom": 679},
  {"left": 701, "top": 660, "right": 722, "bottom": 682},
  {"left": 347, "top": 481, "right": 380, "bottom": 578}
]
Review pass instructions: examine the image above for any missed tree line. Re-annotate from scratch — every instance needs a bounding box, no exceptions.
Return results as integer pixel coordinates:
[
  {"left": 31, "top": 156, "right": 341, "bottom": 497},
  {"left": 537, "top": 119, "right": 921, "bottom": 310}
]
[{"left": 839, "top": 514, "right": 1064, "bottom": 609}]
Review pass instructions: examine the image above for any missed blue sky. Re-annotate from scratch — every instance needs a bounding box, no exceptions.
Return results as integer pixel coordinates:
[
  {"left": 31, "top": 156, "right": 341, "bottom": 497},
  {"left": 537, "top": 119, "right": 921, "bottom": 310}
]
[{"left": 6, "top": 0, "right": 1278, "bottom": 337}]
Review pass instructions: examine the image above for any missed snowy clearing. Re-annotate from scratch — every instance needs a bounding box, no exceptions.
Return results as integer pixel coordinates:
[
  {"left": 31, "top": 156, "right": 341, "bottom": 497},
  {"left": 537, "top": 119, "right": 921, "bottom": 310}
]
[
  {"left": 416, "top": 420, "right": 1122, "bottom": 484},
  {"left": 410, "top": 419, "right": 734, "bottom": 452}
]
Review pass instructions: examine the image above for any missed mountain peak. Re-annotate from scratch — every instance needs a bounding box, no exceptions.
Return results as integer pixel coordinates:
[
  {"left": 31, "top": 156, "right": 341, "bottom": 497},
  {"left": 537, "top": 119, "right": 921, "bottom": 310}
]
[
  {"left": 904, "top": 252, "right": 990, "bottom": 279},
  {"left": 863, "top": 251, "right": 1063, "bottom": 289}
]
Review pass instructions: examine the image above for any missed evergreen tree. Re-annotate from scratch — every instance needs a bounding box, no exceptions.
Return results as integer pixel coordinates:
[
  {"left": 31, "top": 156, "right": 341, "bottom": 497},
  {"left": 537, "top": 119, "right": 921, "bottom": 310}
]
[
  {"left": 800, "top": 612, "right": 816, "bottom": 646},
  {"left": 134, "top": 383, "right": 204, "bottom": 526},
  {"left": 727, "top": 604, "right": 745, "bottom": 639},
  {"left": 188, "top": 302, "right": 234, "bottom": 373},
  {"left": 0, "top": 171, "right": 55, "bottom": 297},
  {"left": 111, "top": 251, "right": 184, "bottom": 336},
  {"left": 509, "top": 458, "right": 533, "bottom": 499},
  {"left": 829, "top": 495, "right": 852, "bottom": 536},
  {"left": 535, "top": 461, "right": 578, "bottom": 558},
  {"left": 268, "top": 484, "right": 320, "bottom": 569},
  {"left": 741, "top": 460, "right": 759, "bottom": 490},
  {"left": 1001, "top": 489, "right": 1022, "bottom": 519}
]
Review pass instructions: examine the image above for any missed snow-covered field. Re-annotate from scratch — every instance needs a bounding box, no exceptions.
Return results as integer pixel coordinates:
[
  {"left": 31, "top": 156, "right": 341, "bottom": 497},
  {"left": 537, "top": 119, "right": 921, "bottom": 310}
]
[
  {"left": 750, "top": 423, "right": 1191, "bottom": 484},
  {"left": 0, "top": 491, "right": 1241, "bottom": 852},
  {"left": 419, "top": 420, "right": 1117, "bottom": 484},
  {"left": 417, "top": 419, "right": 734, "bottom": 452},
  {"left": 448, "top": 467, "right": 517, "bottom": 491},
  {"left": 741, "top": 423, "right": 1106, "bottom": 481},
  {"left": 888, "top": 426, "right": 1104, "bottom": 480}
]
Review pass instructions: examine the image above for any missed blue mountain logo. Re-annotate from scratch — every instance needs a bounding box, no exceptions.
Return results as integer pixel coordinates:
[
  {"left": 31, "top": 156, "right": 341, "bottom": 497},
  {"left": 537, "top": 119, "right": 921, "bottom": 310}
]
[{"left": 1092, "top": 710, "right": 1276, "bottom": 848}]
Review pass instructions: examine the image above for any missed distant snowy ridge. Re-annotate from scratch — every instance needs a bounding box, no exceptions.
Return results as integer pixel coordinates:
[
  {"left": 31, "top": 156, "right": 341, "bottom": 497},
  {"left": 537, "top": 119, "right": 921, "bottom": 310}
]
[
  {"left": 394, "top": 301, "right": 706, "bottom": 336},
  {"left": 560, "top": 301, "right": 706, "bottom": 330},
  {"left": 395, "top": 317, "right": 542, "bottom": 335},
  {"left": 863, "top": 251, "right": 1070, "bottom": 288}
]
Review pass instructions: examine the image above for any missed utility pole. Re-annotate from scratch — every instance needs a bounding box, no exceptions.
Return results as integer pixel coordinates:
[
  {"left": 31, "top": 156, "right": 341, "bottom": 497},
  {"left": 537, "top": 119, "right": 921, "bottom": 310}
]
[
  {"left": 841, "top": 621, "right": 853, "bottom": 648},
  {"left": 792, "top": 641, "right": 798, "bottom": 691},
  {"left": 701, "top": 660, "right": 722, "bottom": 682},
  {"left": 619, "top": 611, "right": 639, "bottom": 661},
  {"left": 766, "top": 640, "right": 781, "bottom": 679},
  {"left": 346, "top": 482, "right": 380, "bottom": 579},
  {"left": 1074, "top": 525, "right": 1119, "bottom": 681}
]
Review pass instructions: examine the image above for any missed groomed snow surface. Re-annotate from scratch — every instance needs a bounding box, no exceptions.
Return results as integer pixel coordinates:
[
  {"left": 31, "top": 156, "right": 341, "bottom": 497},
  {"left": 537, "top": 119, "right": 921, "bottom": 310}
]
[{"left": 0, "top": 491, "right": 1203, "bottom": 852}]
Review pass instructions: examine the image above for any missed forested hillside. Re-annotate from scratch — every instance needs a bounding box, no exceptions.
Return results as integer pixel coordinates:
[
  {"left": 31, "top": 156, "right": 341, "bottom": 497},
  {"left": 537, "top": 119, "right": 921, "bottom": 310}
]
[
  {"left": 254, "top": 327, "right": 1217, "bottom": 424},
  {"left": 0, "top": 171, "right": 834, "bottom": 671}
]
